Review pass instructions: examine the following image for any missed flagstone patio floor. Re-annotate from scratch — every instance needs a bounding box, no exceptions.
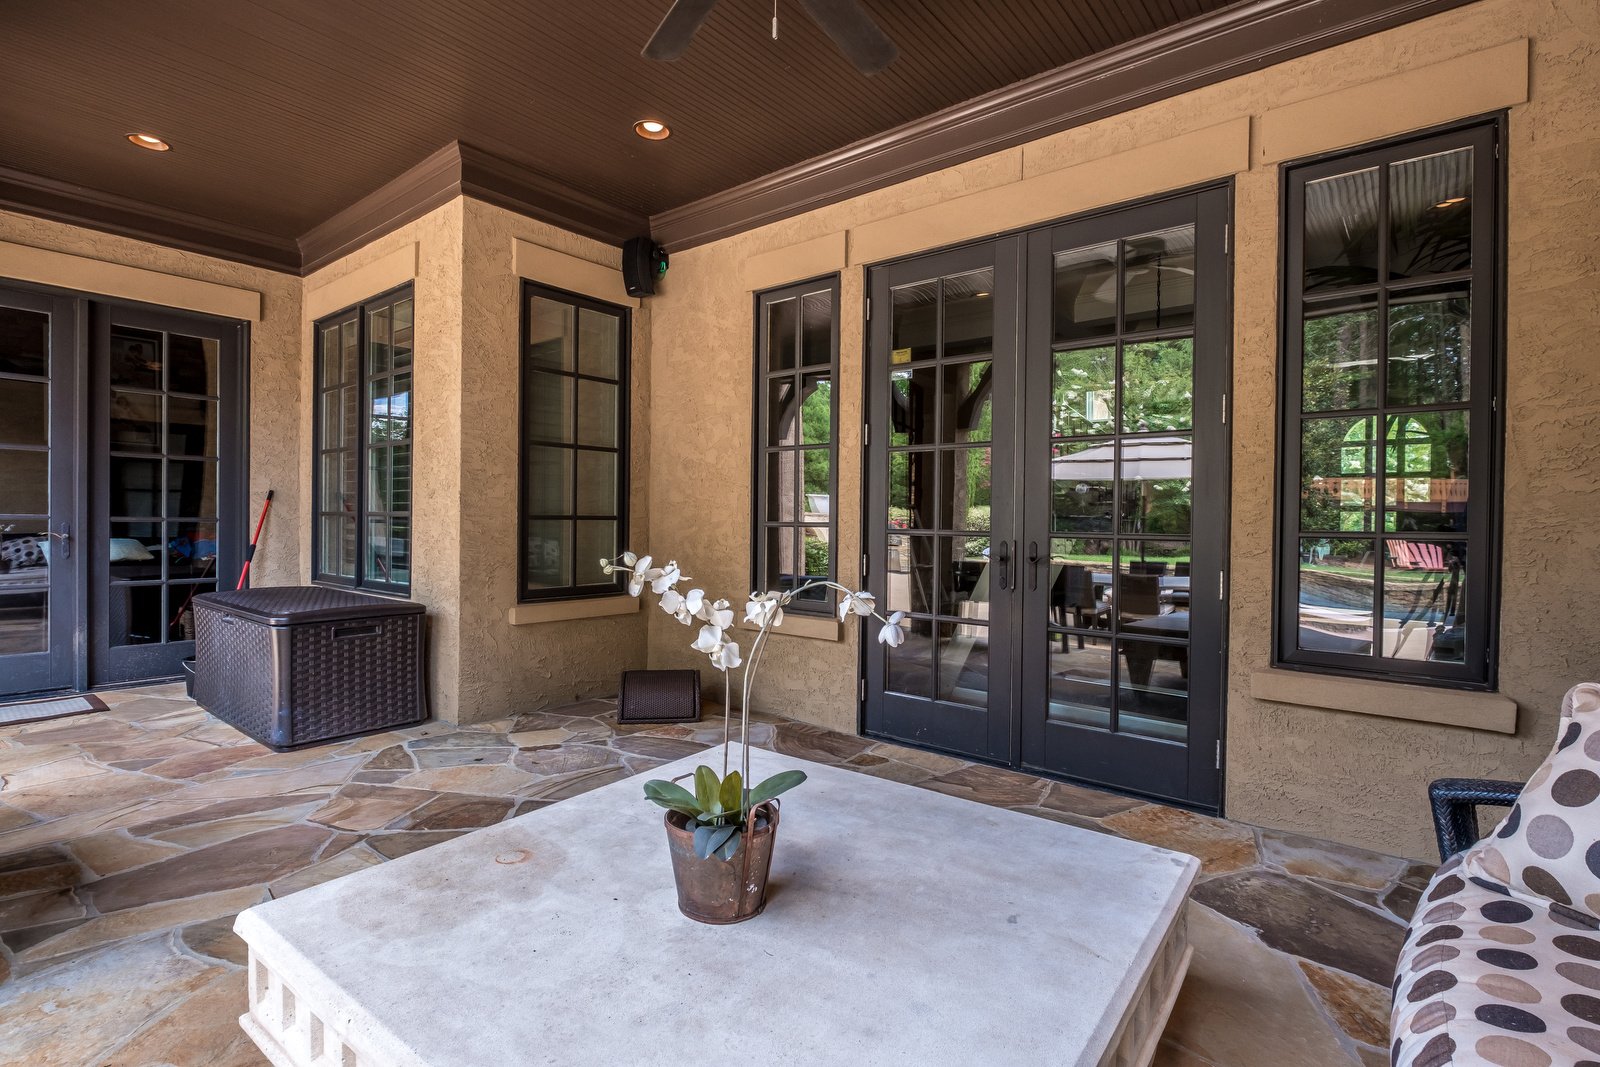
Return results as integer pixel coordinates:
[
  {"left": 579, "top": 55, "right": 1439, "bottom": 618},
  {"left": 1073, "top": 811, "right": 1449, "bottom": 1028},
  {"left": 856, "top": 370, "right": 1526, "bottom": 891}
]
[{"left": 0, "top": 684, "right": 1423, "bottom": 1066}]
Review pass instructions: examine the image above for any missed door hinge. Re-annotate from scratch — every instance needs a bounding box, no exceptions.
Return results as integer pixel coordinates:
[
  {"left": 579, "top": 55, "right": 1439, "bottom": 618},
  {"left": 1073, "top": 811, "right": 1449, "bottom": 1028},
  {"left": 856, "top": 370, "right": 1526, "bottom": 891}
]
[
  {"left": 861, "top": 678, "right": 867, "bottom": 703},
  {"left": 1216, "top": 740, "right": 1222, "bottom": 770},
  {"left": 1221, "top": 392, "right": 1228, "bottom": 425},
  {"left": 861, "top": 553, "right": 869, "bottom": 578},
  {"left": 1219, "top": 572, "right": 1225, "bottom": 600},
  {"left": 865, "top": 296, "right": 872, "bottom": 320},
  {"left": 1223, "top": 223, "right": 1230, "bottom": 255},
  {"left": 864, "top": 422, "right": 870, "bottom": 447}
]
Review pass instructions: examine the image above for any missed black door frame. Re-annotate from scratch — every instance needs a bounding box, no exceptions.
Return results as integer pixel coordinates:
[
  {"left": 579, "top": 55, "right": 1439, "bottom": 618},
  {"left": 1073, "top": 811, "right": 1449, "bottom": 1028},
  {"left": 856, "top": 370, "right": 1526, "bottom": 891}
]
[
  {"left": 862, "top": 238, "right": 1023, "bottom": 763},
  {"left": 0, "top": 285, "right": 81, "bottom": 696},
  {"left": 859, "top": 182, "right": 1233, "bottom": 812},
  {"left": 1018, "top": 186, "right": 1231, "bottom": 810},
  {"left": 90, "top": 301, "right": 247, "bottom": 687},
  {"left": 0, "top": 277, "right": 248, "bottom": 695}
]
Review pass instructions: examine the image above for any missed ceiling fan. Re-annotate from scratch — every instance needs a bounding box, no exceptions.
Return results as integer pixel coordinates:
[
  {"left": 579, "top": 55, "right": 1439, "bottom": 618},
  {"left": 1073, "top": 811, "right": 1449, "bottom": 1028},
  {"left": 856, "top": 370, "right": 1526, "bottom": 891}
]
[{"left": 643, "top": 0, "right": 899, "bottom": 75}]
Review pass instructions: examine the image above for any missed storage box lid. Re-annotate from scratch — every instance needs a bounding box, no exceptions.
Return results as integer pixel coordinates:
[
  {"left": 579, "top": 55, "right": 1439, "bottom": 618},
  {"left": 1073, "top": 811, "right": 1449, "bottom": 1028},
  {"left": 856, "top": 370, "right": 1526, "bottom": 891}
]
[{"left": 194, "top": 586, "right": 423, "bottom": 625}]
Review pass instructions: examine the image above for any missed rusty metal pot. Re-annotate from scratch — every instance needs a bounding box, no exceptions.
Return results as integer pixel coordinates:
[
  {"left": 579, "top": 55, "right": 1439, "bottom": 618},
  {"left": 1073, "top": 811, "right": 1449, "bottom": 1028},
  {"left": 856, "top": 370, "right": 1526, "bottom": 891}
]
[{"left": 663, "top": 800, "right": 779, "bottom": 924}]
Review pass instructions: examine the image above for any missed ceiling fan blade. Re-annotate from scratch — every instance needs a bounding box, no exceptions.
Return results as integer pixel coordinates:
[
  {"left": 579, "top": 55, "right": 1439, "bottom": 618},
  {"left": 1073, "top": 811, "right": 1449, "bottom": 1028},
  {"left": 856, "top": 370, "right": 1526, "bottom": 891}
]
[
  {"left": 797, "top": 0, "right": 898, "bottom": 74},
  {"left": 643, "top": 0, "right": 721, "bottom": 61}
]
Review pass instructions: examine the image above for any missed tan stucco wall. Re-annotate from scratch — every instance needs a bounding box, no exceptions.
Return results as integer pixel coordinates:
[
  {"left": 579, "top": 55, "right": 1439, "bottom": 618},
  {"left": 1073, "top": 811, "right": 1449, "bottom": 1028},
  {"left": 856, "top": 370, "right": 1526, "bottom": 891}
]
[
  {"left": 451, "top": 198, "right": 650, "bottom": 721},
  {"left": 0, "top": 210, "right": 302, "bottom": 589},
  {"left": 644, "top": 0, "right": 1600, "bottom": 860},
  {"left": 298, "top": 196, "right": 650, "bottom": 723},
  {"left": 301, "top": 201, "right": 466, "bottom": 720}
]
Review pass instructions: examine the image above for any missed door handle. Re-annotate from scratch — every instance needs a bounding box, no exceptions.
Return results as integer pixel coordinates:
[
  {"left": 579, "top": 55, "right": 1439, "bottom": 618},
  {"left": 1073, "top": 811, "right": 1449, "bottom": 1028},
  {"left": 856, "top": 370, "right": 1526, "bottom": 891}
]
[
  {"left": 1028, "top": 541, "right": 1040, "bottom": 591},
  {"left": 50, "top": 522, "right": 70, "bottom": 561},
  {"left": 993, "top": 540, "right": 1011, "bottom": 592}
]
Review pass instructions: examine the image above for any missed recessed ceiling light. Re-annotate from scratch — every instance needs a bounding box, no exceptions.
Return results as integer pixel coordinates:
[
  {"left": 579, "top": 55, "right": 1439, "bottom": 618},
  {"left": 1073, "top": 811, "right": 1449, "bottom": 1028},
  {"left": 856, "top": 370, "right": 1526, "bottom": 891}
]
[
  {"left": 634, "top": 119, "right": 670, "bottom": 140},
  {"left": 127, "top": 133, "right": 171, "bottom": 152},
  {"left": 1434, "top": 196, "right": 1467, "bottom": 208}
]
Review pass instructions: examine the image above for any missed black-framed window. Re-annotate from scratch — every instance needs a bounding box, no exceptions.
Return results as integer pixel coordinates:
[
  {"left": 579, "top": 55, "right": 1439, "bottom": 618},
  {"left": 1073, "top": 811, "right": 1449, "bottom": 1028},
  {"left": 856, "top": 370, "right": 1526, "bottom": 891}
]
[
  {"left": 313, "top": 285, "right": 413, "bottom": 595},
  {"left": 518, "top": 282, "right": 629, "bottom": 601},
  {"left": 753, "top": 276, "right": 839, "bottom": 614},
  {"left": 1276, "top": 119, "right": 1502, "bottom": 687}
]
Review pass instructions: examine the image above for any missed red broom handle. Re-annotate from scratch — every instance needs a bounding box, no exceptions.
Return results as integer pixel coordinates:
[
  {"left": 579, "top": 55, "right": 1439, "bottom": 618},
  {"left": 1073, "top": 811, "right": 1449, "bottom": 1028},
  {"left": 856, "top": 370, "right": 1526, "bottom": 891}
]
[{"left": 237, "top": 490, "right": 274, "bottom": 590}]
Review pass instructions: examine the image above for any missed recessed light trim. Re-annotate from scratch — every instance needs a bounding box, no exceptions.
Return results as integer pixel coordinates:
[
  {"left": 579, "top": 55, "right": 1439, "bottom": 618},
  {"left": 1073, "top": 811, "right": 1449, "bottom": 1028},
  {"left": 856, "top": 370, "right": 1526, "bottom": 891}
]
[
  {"left": 634, "top": 119, "right": 670, "bottom": 140},
  {"left": 127, "top": 133, "right": 171, "bottom": 152},
  {"left": 1434, "top": 196, "right": 1467, "bottom": 208}
]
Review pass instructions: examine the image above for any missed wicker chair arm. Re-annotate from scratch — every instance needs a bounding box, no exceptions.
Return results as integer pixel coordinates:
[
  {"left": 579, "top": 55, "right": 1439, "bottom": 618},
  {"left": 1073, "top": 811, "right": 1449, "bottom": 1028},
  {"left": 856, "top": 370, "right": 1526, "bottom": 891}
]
[{"left": 1429, "top": 777, "right": 1525, "bottom": 862}]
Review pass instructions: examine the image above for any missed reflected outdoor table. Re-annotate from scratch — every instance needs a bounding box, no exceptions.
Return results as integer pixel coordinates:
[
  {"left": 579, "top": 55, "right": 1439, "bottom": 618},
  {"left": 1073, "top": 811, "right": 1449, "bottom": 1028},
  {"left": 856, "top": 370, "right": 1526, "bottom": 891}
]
[{"left": 1121, "top": 612, "right": 1192, "bottom": 686}]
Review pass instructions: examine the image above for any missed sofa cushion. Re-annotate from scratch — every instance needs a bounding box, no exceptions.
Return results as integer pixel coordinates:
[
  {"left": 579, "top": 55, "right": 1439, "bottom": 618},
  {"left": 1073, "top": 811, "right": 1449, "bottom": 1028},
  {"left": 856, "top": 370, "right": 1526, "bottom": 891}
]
[
  {"left": 1464, "top": 684, "right": 1600, "bottom": 918},
  {"left": 1393, "top": 855, "right": 1600, "bottom": 1066}
]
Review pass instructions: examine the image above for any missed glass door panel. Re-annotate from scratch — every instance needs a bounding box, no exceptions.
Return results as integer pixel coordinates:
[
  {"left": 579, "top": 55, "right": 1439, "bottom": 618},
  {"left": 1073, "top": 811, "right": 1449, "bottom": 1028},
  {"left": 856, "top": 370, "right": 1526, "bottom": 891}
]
[
  {"left": 866, "top": 244, "right": 1020, "bottom": 763},
  {"left": 865, "top": 189, "right": 1229, "bottom": 810},
  {"left": 94, "top": 306, "right": 240, "bottom": 686},
  {"left": 1022, "top": 189, "right": 1228, "bottom": 809},
  {"left": 0, "top": 291, "right": 75, "bottom": 696}
]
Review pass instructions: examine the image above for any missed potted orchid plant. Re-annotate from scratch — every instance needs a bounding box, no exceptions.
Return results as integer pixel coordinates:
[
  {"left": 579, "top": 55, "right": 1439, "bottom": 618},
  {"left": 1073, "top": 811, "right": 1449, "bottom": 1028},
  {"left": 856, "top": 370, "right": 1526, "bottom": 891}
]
[{"left": 600, "top": 550, "right": 906, "bottom": 923}]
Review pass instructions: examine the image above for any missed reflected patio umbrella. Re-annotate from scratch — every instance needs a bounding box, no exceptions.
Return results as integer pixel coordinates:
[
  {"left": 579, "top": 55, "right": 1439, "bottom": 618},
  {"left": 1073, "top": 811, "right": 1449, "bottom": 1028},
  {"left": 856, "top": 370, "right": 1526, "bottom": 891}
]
[{"left": 1049, "top": 436, "right": 1192, "bottom": 481}]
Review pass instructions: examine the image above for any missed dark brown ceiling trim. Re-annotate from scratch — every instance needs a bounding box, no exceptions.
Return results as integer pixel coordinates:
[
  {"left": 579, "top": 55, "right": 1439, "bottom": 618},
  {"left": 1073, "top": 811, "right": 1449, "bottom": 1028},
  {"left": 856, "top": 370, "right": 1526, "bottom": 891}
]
[
  {"left": 647, "top": 0, "right": 1479, "bottom": 251},
  {"left": 0, "top": 165, "right": 302, "bottom": 273},
  {"left": 297, "top": 142, "right": 647, "bottom": 275},
  {"left": 459, "top": 145, "right": 649, "bottom": 249},
  {"left": 297, "top": 143, "right": 463, "bottom": 275},
  {"left": 1, "top": 142, "right": 645, "bottom": 279}
]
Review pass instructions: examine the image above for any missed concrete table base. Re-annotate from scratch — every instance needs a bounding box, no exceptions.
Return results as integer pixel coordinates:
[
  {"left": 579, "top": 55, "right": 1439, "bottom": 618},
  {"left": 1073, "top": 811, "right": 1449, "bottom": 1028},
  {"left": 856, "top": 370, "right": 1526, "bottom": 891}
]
[{"left": 236, "top": 745, "right": 1198, "bottom": 1067}]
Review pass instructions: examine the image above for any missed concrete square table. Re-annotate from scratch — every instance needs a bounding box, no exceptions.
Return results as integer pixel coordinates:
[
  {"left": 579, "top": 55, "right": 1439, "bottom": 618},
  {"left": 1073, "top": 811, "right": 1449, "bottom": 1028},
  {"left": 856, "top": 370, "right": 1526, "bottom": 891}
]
[{"left": 235, "top": 745, "right": 1198, "bottom": 1067}]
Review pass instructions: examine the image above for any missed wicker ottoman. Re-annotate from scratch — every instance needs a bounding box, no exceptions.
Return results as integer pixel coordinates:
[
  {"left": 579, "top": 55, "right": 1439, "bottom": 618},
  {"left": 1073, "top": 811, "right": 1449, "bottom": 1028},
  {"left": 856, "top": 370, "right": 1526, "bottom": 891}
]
[{"left": 192, "top": 587, "right": 427, "bottom": 750}]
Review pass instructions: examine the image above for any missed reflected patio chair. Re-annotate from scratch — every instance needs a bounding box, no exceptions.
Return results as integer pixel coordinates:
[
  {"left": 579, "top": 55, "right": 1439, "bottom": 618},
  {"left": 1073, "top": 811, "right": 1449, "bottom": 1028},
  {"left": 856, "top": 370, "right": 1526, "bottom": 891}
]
[
  {"left": 1052, "top": 564, "right": 1098, "bottom": 651},
  {"left": 1100, "top": 573, "right": 1162, "bottom": 627}
]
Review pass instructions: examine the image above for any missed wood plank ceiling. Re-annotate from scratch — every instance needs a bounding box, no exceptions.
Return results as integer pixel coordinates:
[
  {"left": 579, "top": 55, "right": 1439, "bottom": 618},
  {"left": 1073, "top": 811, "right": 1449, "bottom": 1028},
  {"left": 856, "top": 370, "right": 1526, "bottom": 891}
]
[{"left": 0, "top": 0, "right": 1236, "bottom": 253}]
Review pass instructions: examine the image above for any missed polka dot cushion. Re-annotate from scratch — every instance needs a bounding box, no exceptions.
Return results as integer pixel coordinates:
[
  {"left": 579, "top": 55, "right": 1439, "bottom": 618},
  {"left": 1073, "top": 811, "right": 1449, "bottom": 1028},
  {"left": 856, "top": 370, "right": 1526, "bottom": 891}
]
[
  {"left": 1465, "top": 684, "right": 1600, "bottom": 915},
  {"left": 1393, "top": 684, "right": 1600, "bottom": 1066}
]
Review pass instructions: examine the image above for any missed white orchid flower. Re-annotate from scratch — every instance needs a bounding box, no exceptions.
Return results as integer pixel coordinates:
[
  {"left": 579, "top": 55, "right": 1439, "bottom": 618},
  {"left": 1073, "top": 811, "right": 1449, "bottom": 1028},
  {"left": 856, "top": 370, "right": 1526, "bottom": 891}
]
[
  {"left": 711, "top": 640, "right": 742, "bottom": 671},
  {"left": 620, "top": 551, "right": 638, "bottom": 567},
  {"left": 698, "top": 597, "right": 735, "bottom": 630},
  {"left": 682, "top": 588, "right": 705, "bottom": 617},
  {"left": 660, "top": 587, "right": 692, "bottom": 623},
  {"left": 877, "top": 611, "right": 907, "bottom": 648},
  {"left": 691, "top": 624, "right": 724, "bottom": 654},
  {"left": 651, "top": 561, "right": 685, "bottom": 595},
  {"left": 599, "top": 557, "right": 616, "bottom": 576},
  {"left": 838, "top": 590, "right": 877, "bottom": 621},
  {"left": 627, "top": 555, "right": 660, "bottom": 597},
  {"left": 744, "top": 593, "right": 784, "bottom": 629}
]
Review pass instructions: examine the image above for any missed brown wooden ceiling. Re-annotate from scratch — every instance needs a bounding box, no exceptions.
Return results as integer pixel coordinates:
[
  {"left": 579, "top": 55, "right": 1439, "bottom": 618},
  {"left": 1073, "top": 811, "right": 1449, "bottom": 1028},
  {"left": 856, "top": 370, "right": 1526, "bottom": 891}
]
[{"left": 1, "top": 0, "right": 1240, "bottom": 248}]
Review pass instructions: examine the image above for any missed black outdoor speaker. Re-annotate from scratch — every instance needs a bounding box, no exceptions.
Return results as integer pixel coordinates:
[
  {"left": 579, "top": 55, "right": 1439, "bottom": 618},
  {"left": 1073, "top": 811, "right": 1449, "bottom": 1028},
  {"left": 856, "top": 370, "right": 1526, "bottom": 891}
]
[{"left": 622, "top": 237, "right": 669, "bottom": 297}]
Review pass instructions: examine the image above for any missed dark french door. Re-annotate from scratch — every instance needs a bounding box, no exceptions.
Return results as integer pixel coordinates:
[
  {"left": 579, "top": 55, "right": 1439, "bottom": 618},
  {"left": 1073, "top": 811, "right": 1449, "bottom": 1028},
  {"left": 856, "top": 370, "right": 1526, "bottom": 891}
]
[
  {"left": 864, "top": 187, "right": 1230, "bottom": 810},
  {"left": 0, "top": 289, "right": 78, "bottom": 694},
  {"left": 0, "top": 284, "right": 245, "bottom": 697}
]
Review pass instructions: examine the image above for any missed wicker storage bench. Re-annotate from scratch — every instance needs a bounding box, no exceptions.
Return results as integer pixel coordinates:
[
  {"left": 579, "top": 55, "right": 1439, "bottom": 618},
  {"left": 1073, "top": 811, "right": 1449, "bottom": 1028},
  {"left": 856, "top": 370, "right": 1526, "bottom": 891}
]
[{"left": 192, "top": 587, "right": 426, "bottom": 750}]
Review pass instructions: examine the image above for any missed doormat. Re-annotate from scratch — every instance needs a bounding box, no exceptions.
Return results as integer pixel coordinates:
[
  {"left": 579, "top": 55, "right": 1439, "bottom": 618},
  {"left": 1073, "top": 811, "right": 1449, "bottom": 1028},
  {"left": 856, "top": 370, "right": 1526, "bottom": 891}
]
[{"left": 0, "top": 693, "right": 109, "bottom": 728}]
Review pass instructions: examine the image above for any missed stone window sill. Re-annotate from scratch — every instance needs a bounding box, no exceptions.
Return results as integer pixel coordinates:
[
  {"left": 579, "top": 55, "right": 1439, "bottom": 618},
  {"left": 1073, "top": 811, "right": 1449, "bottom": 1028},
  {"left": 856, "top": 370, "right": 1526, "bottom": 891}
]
[
  {"left": 1249, "top": 668, "right": 1517, "bottom": 734},
  {"left": 739, "top": 613, "right": 841, "bottom": 643},
  {"left": 508, "top": 596, "right": 639, "bottom": 626}
]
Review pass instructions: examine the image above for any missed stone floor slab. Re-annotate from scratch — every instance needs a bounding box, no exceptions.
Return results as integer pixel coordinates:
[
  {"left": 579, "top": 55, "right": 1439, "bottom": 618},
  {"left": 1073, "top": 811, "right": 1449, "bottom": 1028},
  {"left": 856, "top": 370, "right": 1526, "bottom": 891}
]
[
  {"left": 88, "top": 824, "right": 334, "bottom": 913},
  {"left": 21, "top": 886, "right": 267, "bottom": 964},
  {"left": 1103, "top": 805, "right": 1260, "bottom": 876},
  {"left": 1162, "top": 904, "right": 1362, "bottom": 1067},
  {"left": 1190, "top": 869, "right": 1406, "bottom": 985},
  {"left": 0, "top": 934, "right": 224, "bottom": 1067}
]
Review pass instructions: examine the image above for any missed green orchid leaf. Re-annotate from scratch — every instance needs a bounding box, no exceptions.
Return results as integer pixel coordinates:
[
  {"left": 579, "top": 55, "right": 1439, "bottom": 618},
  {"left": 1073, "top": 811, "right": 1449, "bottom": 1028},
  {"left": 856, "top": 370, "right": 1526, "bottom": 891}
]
[
  {"left": 693, "top": 822, "right": 740, "bottom": 860},
  {"left": 719, "top": 770, "right": 743, "bottom": 816},
  {"left": 693, "top": 765, "right": 722, "bottom": 816},
  {"left": 642, "top": 779, "right": 701, "bottom": 816},
  {"left": 748, "top": 769, "right": 808, "bottom": 807},
  {"left": 715, "top": 827, "right": 743, "bottom": 861}
]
